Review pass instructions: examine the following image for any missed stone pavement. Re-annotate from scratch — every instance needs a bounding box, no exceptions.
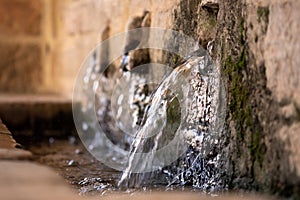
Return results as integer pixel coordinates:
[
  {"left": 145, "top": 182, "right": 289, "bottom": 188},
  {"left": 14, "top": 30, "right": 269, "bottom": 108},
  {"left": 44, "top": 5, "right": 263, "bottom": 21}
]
[
  {"left": 0, "top": 118, "right": 274, "bottom": 200},
  {"left": 0, "top": 117, "right": 82, "bottom": 200},
  {"left": 0, "top": 161, "right": 84, "bottom": 200}
]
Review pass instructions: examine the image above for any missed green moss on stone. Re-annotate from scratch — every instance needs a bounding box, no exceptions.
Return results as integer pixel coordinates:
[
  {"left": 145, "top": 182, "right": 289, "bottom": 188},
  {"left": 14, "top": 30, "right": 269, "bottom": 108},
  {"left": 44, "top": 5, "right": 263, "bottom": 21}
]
[
  {"left": 257, "top": 6, "right": 269, "bottom": 33},
  {"left": 239, "top": 18, "right": 246, "bottom": 45},
  {"left": 224, "top": 48, "right": 249, "bottom": 142},
  {"left": 202, "top": 17, "right": 217, "bottom": 30},
  {"left": 257, "top": 6, "right": 269, "bottom": 24},
  {"left": 173, "top": 54, "right": 180, "bottom": 65},
  {"left": 166, "top": 96, "right": 181, "bottom": 133},
  {"left": 249, "top": 130, "right": 266, "bottom": 167},
  {"left": 224, "top": 48, "right": 266, "bottom": 169},
  {"left": 224, "top": 22, "right": 265, "bottom": 172}
]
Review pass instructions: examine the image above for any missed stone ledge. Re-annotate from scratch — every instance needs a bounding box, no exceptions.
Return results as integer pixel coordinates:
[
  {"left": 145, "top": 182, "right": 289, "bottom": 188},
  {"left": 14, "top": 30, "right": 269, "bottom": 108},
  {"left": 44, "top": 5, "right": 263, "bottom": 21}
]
[
  {"left": 0, "top": 116, "right": 272, "bottom": 200},
  {"left": 0, "top": 118, "right": 32, "bottom": 160},
  {"left": 0, "top": 161, "right": 83, "bottom": 200},
  {"left": 0, "top": 94, "right": 75, "bottom": 137},
  {"left": 0, "top": 148, "right": 32, "bottom": 160},
  {"left": 0, "top": 161, "right": 272, "bottom": 200}
]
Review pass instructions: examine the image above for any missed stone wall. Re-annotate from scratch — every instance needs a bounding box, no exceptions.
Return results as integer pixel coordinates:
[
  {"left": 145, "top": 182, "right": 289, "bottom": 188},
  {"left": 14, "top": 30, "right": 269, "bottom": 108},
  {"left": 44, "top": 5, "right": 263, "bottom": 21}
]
[
  {"left": 86, "top": 0, "right": 300, "bottom": 197},
  {"left": 0, "top": 0, "right": 177, "bottom": 95},
  {"left": 213, "top": 0, "right": 300, "bottom": 198},
  {"left": 52, "top": 0, "right": 178, "bottom": 94},
  {"left": 1, "top": 0, "right": 299, "bottom": 197},
  {"left": 0, "top": 0, "right": 44, "bottom": 93}
]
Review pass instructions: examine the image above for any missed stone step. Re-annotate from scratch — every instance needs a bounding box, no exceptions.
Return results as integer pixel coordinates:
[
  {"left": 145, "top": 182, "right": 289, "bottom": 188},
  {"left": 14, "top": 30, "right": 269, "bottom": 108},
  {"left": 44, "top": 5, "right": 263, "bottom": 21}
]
[
  {"left": 0, "top": 161, "right": 85, "bottom": 200},
  {"left": 0, "top": 161, "right": 272, "bottom": 200},
  {"left": 0, "top": 110, "right": 272, "bottom": 200},
  {"left": 0, "top": 94, "right": 75, "bottom": 137},
  {"left": 0, "top": 118, "right": 32, "bottom": 159}
]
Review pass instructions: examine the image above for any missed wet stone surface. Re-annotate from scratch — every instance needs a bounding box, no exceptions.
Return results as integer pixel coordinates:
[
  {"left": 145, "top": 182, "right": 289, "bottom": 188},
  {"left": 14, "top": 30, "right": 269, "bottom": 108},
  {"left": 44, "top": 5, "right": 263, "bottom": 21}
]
[
  {"left": 24, "top": 138, "right": 199, "bottom": 196},
  {"left": 0, "top": 119, "right": 274, "bottom": 199},
  {"left": 22, "top": 137, "right": 226, "bottom": 196},
  {"left": 25, "top": 138, "right": 120, "bottom": 195}
]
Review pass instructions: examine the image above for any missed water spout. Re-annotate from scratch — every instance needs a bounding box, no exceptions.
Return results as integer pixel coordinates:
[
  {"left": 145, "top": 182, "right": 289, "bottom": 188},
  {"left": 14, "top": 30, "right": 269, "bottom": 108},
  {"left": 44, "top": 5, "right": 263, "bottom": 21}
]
[
  {"left": 73, "top": 28, "right": 226, "bottom": 192},
  {"left": 118, "top": 49, "right": 226, "bottom": 191}
]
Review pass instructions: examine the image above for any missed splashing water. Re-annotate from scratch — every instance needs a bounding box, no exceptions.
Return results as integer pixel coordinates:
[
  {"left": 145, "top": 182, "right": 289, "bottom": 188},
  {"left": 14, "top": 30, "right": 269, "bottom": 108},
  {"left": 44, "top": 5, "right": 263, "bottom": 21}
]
[
  {"left": 117, "top": 49, "right": 226, "bottom": 191},
  {"left": 75, "top": 47, "right": 226, "bottom": 192}
]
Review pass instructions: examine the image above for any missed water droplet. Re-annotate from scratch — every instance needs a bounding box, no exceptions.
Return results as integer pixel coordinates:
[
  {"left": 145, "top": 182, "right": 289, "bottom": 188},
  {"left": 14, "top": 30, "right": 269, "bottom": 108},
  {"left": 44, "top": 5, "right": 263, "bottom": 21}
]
[
  {"left": 88, "top": 145, "right": 94, "bottom": 150},
  {"left": 93, "top": 81, "right": 99, "bottom": 92},
  {"left": 68, "top": 160, "right": 78, "bottom": 166},
  {"left": 75, "top": 149, "right": 82, "bottom": 154},
  {"left": 82, "top": 122, "right": 88, "bottom": 131},
  {"left": 117, "top": 95, "right": 124, "bottom": 105},
  {"left": 68, "top": 136, "right": 76, "bottom": 145},
  {"left": 49, "top": 137, "right": 55, "bottom": 145}
]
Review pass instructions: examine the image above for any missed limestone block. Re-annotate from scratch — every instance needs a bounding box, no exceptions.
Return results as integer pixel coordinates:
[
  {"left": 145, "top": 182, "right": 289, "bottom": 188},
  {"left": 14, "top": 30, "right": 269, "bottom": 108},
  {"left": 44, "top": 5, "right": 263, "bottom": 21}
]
[
  {"left": 0, "top": 161, "right": 83, "bottom": 200},
  {"left": 0, "top": 0, "right": 42, "bottom": 36},
  {"left": 0, "top": 160, "right": 272, "bottom": 200},
  {"left": 264, "top": 1, "right": 300, "bottom": 106},
  {"left": 0, "top": 43, "right": 42, "bottom": 93},
  {"left": 278, "top": 123, "right": 300, "bottom": 178},
  {"left": 0, "top": 118, "right": 32, "bottom": 159},
  {"left": 0, "top": 95, "right": 74, "bottom": 136},
  {"left": 62, "top": 0, "right": 100, "bottom": 35}
]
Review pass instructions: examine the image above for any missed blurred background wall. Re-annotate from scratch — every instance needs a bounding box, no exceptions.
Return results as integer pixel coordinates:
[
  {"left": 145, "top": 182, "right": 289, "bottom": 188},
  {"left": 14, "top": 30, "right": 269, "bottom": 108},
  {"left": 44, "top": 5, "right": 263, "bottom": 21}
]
[
  {"left": 0, "top": 0, "right": 177, "bottom": 96},
  {"left": 0, "top": 0, "right": 45, "bottom": 94}
]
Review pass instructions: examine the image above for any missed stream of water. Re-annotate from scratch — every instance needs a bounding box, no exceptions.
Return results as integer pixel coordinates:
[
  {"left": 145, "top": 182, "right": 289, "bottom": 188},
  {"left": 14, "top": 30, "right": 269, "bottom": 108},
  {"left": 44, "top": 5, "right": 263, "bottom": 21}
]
[
  {"left": 74, "top": 39, "right": 226, "bottom": 193},
  {"left": 117, "top": 49, "right": 227, "bottom": 191}
]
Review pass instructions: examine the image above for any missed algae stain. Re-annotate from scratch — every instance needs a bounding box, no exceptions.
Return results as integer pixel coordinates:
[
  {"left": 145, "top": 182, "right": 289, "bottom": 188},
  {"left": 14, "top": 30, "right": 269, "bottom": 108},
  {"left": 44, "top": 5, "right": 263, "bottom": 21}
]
[
  {"left": 202, "top": 17, "right": 217, "bottom": 30},
  {"left": 223, "top": 18, "right": 266, "bottom": 170},
  {"left": 257, "top": 6, "right": 269, "bottom": 33},
  {"left": 224, "top": 50, "right": 266, "bottom": 168},
  {"left": 257, "top": 6, "right": 269, "bottom": 24},
  {"left": 224, "top": 48, "right": 249, "bottom": 141},
  {"left": 239, "top": 18, "right": 246, "bottom": 45},
  {"left": 173, "top": 54, "right": 180, "bottom": 65}
]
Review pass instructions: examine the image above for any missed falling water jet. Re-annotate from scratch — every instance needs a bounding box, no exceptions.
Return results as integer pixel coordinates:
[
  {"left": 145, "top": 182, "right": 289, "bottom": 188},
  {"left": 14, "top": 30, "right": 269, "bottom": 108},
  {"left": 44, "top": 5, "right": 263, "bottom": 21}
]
[
  {"left": 73, "top": 28, "right": 226, "bottom": 193},
  {"left": 117, "top": 48, "right": 226, "bottom": 191}
]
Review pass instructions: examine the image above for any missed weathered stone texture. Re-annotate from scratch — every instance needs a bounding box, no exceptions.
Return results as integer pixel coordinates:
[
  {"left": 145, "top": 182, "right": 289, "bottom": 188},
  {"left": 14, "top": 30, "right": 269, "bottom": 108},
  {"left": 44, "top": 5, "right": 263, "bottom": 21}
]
[
  {"left": 0, "top": 0, "right": 44, "bottom": 94},
  {"left": 0, "top": 0, "right": 42, "bottom": 36},
  {"left": 264, "top": 2, "right": 300, "bottom": 106},
  {"left": 0, "top": 160, "right": 271, "bottom": 200},
  {"left": 0, "top": 95, "right": 74, "bottom": 137},
  {"left": 0, "top": 43, "right": 42, "bottom": 93},
  {"left": 0, "top": 161, "right": 84, "bottom": 200},
  {"left": 263, "top": 1, "right": 300, "bottom": 189},
  {"left": 212, "top": 0, "right": 300, "bottom": 197},
  {"left": 53, "top": 0, "right": 300, "bottom": 197},
  {"left": 0, "top": 119, "right": 32, "bottom": 159}
]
